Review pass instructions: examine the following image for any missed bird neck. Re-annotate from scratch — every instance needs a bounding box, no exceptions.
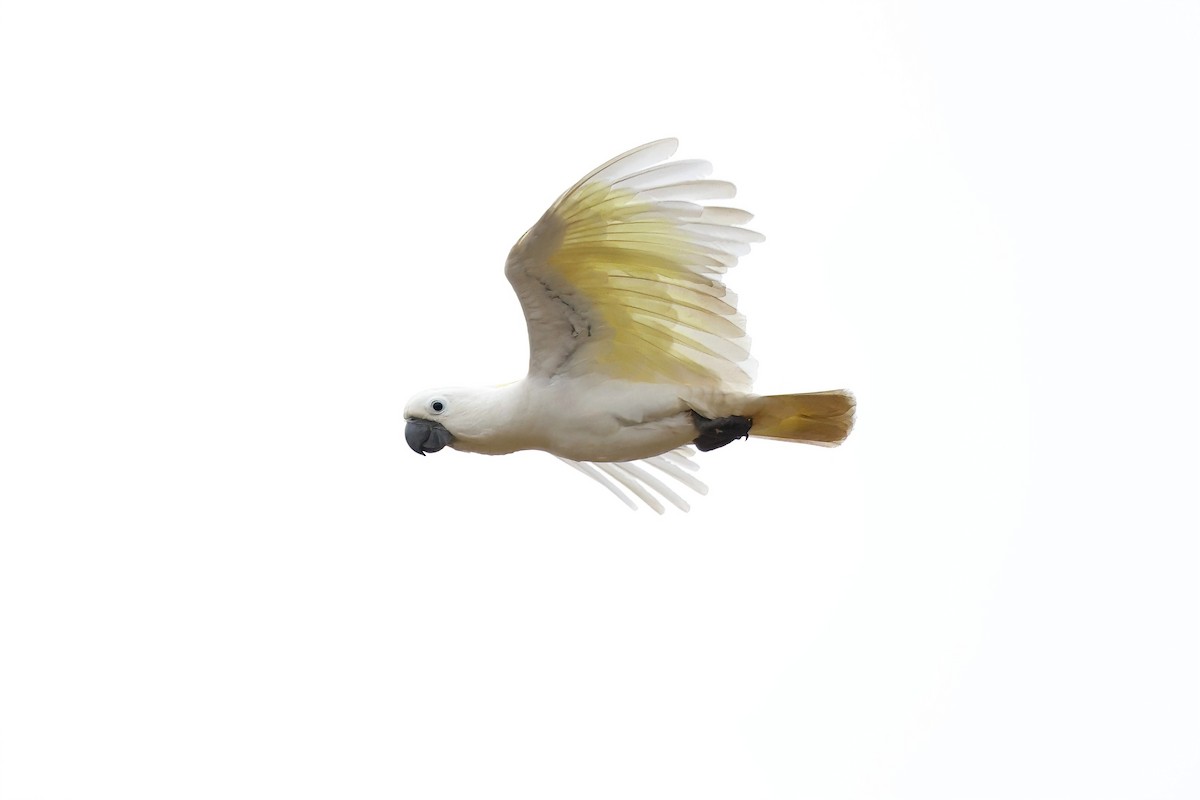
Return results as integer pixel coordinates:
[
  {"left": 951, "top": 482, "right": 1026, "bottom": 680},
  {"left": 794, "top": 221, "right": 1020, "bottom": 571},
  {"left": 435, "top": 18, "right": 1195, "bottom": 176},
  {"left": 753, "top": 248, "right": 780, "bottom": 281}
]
[{"left": 451, "top": 381, "right": 535, "bottom": 456}]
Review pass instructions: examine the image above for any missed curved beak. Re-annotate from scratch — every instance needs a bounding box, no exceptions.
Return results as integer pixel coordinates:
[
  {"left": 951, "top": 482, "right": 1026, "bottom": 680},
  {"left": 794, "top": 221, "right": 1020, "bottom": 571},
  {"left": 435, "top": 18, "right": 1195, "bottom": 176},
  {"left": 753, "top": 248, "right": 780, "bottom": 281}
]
[{"left": 406, "top": 418, "right": 454, "bottom": 456}]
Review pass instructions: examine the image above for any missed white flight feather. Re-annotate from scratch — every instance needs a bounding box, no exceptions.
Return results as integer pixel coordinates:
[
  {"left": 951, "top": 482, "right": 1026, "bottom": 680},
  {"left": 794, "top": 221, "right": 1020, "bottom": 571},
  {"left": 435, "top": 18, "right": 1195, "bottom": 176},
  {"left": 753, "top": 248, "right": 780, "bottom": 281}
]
[
  {"left": 594, "top": 463, "right": 666, "bottom": 514},
  {"left": 558, "top": 446, "right": 708, "bottom": 512},
  {"left": 558, "top": 459, "right": 638, "bottom": 511},
  {"left": 645, "top": 455, "right": 708, "bottom": 495}
]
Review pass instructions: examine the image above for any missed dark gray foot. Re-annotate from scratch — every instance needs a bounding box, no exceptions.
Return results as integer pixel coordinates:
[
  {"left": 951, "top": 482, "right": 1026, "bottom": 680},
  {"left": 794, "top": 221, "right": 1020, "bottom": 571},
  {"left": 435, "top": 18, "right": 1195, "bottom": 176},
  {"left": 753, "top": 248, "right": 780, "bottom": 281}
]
[{"left": 691, "top": 411, "right": 753, "bottom": 452}]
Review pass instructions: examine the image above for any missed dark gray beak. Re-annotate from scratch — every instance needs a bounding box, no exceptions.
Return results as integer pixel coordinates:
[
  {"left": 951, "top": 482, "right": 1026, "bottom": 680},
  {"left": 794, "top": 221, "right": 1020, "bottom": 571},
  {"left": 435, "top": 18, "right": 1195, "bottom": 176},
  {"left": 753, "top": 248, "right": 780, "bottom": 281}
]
[{"left": 406, "top": 418, "right": 454, "bottom": 456}]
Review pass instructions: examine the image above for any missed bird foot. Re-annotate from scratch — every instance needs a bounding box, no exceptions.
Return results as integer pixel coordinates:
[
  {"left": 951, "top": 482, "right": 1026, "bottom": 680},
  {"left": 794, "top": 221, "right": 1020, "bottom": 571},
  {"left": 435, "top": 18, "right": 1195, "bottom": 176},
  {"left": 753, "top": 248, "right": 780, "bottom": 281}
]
[{"left": 691, "top": 412, "right": 753, "bottom": 452}]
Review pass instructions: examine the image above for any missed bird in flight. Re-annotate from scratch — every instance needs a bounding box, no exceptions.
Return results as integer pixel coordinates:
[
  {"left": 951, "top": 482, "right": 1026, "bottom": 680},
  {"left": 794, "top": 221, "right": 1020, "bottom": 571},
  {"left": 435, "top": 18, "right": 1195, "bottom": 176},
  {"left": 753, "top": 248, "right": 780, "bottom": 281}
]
[{"left": 405, "top": 139, "right": 854, "bottom": 511}]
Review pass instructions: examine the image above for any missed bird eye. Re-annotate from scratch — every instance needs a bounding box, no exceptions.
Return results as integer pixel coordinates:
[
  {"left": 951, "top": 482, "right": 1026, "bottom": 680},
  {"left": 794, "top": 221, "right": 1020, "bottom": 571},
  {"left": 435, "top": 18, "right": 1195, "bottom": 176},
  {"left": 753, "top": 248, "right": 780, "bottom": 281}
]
[{"left": 429, "top": 398, "right": 446, "bottom": 414}]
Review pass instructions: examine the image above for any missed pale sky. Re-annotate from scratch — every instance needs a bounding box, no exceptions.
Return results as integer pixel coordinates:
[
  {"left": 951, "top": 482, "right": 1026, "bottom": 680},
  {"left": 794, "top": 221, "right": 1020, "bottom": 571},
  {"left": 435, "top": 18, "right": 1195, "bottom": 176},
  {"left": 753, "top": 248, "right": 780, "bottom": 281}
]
[{"left": 2, "top": 2, "right": 1197, "bottom": 798}]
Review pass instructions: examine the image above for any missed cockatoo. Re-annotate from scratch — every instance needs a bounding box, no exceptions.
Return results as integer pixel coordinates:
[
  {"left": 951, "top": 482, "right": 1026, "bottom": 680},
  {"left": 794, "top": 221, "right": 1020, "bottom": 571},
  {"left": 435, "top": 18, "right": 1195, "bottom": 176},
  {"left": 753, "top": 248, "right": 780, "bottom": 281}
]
[{"left": 405, "top": 139, "right": 854, "bottom": 511}]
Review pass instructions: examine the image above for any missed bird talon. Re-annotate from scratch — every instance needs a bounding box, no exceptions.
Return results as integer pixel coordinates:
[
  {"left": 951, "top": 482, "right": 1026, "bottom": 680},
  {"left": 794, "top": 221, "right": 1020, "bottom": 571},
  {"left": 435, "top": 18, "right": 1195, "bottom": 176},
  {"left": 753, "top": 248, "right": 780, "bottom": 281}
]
[{"left": 690, "top": 411, "right": 753, "bottom": 452}]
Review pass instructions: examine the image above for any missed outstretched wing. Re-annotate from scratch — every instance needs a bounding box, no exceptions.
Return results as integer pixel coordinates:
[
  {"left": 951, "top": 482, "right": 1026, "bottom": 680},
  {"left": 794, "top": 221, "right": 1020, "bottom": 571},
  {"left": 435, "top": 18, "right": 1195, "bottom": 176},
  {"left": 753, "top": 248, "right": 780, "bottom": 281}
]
[
  {"left": 558, "top": 446, "right": 708, "bottom": 514},
  {"left": 505, "top": 139, "right": 763, "bottom": 391}
]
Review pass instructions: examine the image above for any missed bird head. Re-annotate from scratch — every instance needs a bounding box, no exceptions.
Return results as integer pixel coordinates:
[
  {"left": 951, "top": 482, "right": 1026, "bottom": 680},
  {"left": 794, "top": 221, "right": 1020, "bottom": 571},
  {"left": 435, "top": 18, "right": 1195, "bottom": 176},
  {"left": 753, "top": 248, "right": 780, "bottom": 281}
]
[
  {"left": 404, "top": 384, "right": 525, "bottom": 457},
  {"left": 403, "top": 389, "right": 461, "bottom": 456}
]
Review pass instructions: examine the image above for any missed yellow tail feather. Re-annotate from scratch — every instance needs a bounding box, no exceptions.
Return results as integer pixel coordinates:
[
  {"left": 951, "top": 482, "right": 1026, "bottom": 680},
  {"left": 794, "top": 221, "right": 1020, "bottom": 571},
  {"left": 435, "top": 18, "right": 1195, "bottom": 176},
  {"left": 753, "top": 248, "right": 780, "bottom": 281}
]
[{"left": 750, "top": 390, "right": 856, "bottom": 446}]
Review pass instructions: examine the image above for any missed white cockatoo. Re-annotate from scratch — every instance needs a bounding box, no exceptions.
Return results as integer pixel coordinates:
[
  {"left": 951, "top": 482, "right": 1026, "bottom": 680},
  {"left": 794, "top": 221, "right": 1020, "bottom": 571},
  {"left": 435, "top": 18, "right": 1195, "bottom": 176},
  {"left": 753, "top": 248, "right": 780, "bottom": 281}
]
[{"left": 405, "top": 139, "right": 854, "bottom": 511}]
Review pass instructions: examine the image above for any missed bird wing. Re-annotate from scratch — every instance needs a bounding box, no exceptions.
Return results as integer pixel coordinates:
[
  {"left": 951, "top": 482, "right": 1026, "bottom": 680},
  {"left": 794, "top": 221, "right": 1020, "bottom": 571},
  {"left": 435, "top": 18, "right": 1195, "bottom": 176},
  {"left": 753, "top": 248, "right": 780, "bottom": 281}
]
[
  {"left": 558, "top": 446, "right": 708, "bottom": 514},
  {"left": 505, "top": 139, "right": 763, "bottom": 391}
]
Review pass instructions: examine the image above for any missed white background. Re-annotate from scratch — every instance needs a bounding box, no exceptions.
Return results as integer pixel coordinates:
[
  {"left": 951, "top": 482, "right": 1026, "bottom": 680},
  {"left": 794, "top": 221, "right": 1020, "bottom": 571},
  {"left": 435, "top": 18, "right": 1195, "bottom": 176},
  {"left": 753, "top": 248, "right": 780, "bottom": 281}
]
[{"left": 2, "top": 1, "right": 1196, "bottom": 798}]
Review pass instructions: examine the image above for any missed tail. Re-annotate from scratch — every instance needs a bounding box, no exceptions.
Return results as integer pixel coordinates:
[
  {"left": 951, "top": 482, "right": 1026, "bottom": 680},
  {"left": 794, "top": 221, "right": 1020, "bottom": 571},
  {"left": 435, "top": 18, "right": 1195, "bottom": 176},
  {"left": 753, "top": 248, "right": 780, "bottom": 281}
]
[{"left": 750, "top": 390, "right": 855, "bottom": 446}]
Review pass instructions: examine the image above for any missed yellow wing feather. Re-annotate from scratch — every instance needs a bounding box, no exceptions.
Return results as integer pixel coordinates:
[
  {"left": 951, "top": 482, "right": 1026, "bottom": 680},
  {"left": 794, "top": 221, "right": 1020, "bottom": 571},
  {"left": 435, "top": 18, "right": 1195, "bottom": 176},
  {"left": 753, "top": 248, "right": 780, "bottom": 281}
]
[{"left": 506, "top": 140, "right": 763, "bottom": 390}]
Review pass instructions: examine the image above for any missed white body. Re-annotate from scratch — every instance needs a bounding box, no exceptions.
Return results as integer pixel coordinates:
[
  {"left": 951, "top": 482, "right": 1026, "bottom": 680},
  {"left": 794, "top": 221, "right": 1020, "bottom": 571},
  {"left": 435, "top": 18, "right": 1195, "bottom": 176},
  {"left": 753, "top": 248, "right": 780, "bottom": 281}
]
[{"left": 410, "top": 378, "right": 703, "bottom": 462}]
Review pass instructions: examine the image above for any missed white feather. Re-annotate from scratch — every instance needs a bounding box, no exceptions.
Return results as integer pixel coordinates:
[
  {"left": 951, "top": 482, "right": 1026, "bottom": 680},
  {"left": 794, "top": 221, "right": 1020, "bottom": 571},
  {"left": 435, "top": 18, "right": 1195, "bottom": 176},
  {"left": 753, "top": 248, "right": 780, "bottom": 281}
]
[
  {"left": 596, "top": 462, "right": 666, "bottom": 514},
  {"left": 557, "top": 444, "right": 709, "bottom": 512},
  {"left": 558, "top": 458, "right": 638, "bottom": 510}
]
